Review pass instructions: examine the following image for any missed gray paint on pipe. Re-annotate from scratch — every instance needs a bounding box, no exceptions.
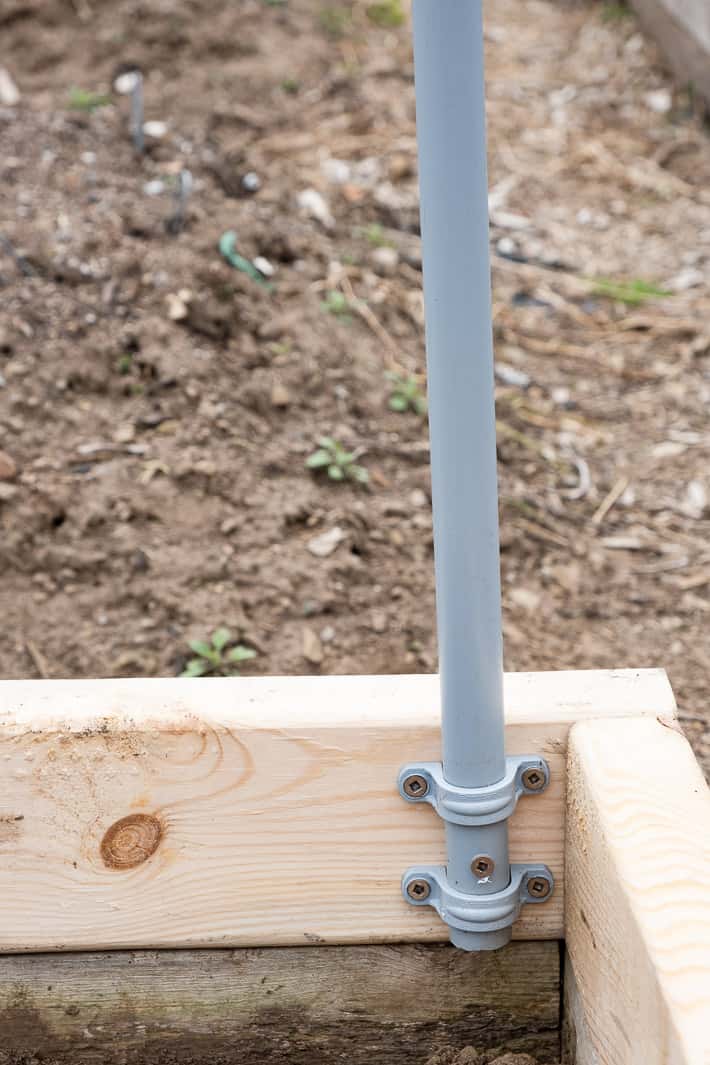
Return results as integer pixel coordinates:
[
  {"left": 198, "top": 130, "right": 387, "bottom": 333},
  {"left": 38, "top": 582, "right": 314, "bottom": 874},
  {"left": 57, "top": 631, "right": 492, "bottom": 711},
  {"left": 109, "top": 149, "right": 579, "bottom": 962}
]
[
  {"left": 412, "top": 0, "right": 505, "bottom": 790},
  {"left": 412, "top": 0, "right": 509, "bottom": 949}
]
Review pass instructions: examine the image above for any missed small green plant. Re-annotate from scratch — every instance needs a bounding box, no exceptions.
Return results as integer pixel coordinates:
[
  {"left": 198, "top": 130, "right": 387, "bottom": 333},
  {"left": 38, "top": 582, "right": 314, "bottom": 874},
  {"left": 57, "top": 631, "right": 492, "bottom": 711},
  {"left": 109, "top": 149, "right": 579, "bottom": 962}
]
[
  {"left": 386, "top": 371, "right": 427, "bottom": 415},
  {"left": 181, "top": 628, "right": 257, "bottom": 677},
  {"left": 601, "top": 1, "right": 630, "bottom": 22},
  {"left": 306, "top": 437, "right": 369, "bottom": 484},
  {"left": 359, "top": 222, "right": 393, "bottom": 248},
  {"left": 592, "top": 277, "right": 672, "bottom": 306},
  {"left": 116, "top": 353, "right": 133, "bottom": 375},
  {"left": 367, "top": 0, "right": 405, "bottom": 28},
  {"left": 68, "top": 88, "right": 111, "bottom": 112},
  {"left": 281, "top": 77, "right": 300, "bottom": 94},
  {"left": 319, "top": 5, "right": 351, "bottom": 37},
  {"left": 321, "top": 289, "right": 352, "bottom": 321}
]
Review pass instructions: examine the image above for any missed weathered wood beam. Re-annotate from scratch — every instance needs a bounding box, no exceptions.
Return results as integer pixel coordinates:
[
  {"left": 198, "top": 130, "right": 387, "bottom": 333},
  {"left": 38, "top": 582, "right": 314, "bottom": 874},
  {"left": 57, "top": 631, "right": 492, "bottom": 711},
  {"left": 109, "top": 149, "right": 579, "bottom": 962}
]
[
  {"left": 0, "top": 669, "right": 674, "bottom": 952},
  {"left": 0, "top": 941, "right": 561, "bottom": 1065},
  {"left": 564, "top": 717, "right": 710, "bottom": 1065},
  {"left": 630, "top": 0, "right": 710, "bottom": 105}
]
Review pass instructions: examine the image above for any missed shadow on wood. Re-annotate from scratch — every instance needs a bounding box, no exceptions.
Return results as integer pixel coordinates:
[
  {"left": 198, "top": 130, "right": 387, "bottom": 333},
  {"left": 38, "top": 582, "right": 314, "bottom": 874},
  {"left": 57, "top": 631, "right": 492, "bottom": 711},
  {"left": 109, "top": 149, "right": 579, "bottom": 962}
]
[{"left": 0, "top": 942, "right": 560, "bottom": 1065}]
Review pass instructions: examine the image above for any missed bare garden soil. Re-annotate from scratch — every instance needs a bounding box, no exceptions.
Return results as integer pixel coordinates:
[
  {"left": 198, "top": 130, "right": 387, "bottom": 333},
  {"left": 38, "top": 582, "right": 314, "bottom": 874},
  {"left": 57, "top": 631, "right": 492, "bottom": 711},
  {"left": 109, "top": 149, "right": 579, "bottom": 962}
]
[{"left": 1, "top": 0, "right": 709, "bottom": 772}]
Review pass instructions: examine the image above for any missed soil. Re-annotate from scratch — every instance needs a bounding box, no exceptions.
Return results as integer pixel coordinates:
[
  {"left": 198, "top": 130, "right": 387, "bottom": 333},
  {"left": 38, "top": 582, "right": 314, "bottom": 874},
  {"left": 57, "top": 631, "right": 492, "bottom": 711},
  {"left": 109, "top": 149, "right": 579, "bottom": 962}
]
[{"left": 1, "top": 0, "right": 709, "bottom": 771}]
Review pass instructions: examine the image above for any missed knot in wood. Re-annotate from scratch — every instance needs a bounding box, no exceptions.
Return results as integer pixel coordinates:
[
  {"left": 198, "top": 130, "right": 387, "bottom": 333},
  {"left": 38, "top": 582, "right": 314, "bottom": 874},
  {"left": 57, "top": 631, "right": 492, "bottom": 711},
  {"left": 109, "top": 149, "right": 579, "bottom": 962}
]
[{"left": 100, "top": 813, "right": 163, "bottom": 869}]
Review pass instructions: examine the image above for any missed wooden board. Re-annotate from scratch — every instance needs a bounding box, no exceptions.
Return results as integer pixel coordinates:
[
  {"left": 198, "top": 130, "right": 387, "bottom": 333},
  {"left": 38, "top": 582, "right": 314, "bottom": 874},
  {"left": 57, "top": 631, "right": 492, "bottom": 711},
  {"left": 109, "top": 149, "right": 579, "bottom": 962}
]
[
  {"left": 630, "top": 0, "right": 710, "bottom": 105},
  {"left": 564, "top": 717, "right": 710, "bottom": 1065},
  {"left": 0, "top": 669, "right": 674, "bottom": 952},
  {"left": 0, "top": 941, "right": 561, "bottom": 1064}
]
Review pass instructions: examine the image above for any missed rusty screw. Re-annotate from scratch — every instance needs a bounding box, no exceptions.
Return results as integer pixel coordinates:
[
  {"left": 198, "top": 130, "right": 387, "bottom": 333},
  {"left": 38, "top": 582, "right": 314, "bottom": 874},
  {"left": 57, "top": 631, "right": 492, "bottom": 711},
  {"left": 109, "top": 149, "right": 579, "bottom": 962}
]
[
  {"left": 471, "top": 855, "right": 495, "bottom": 878},
  {"left": 402, "top": 774, "right": 429, "bottom": 799},
  {"left": 406, "top": 878, "right": 431, "bottom": 901},
  {"left": 526, "top": 875, "right": 551, "bottom": 900},
  {"left": 521, "top": 767, "right": 545, "bottom": 792}
]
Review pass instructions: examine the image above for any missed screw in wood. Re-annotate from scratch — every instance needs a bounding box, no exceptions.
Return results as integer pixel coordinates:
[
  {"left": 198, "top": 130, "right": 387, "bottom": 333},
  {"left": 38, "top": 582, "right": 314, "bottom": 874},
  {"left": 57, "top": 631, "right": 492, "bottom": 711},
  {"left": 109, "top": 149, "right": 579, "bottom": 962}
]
[
  {"left": 526, "top": 875, "right": 551, "bottom": 900},
  {"left": 406, "top": 878, "right": 431, "bottom": 901},
  {"left": 521, "top": 767, "right": 545, "bottom": 792},
  {"left": 402, "top": 774, "right": 429, "bottom": 799},
  {"left": 471, "top": 855, "right": 495, "bottom": 878}
]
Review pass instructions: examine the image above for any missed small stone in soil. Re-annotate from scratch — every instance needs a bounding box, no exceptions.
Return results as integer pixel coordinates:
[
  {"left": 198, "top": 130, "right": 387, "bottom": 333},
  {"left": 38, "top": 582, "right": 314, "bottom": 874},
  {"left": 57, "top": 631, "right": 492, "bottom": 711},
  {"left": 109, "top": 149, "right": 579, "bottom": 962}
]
[
  {"left": 370, "top": 245, "right": 399, "bottom": 276},
  {"left": 509, "top": 586, "right": 540, "bottom": 612},
  {"left": 143, "top": 120, "right": 168, "bottom": 139},
  {"left": 0, "top": 483, "right": 18, "bottom": 502},
  {"left": 297, "top": 187, "right": 334, "bottom": 229},
  {"left": 302, "top": 626, "right": 324, "bottom": 665},
  {"left": 114, "top": 70, "right": 141, "bottom": 95},
  {"left": 253, "top": 255, "right": 275, "bottom": 278},
  {"left": 495, "top": 362, "right": 530, "bottom": 389},
  {"left": 271, "top": 382, "right": 291, "bottom": 408},
  {"left": 669, "top": 267, "right": 704, "bottom": 291},
  {"left": 0, "top": 67, "right": 20, "bottom": 106},
  {"left": 681, "top": 480, "right": 707, "bottom": 519},
  {"left": 644, "top": 88, "right": 672, "bottom": 114},
  {"left": 497, "top": 236, "right": 518, "bottom": 258},
  {"left": 307, "top": 525, "right": 345, "bottom": 557},
  {"left": 220, "top": 516, "right": 240, "bottom": 534},
  {"left": 242, "top": 171, "right": 261, "bottom": 193},
  {"left": 321, "top": 157, "right": 351, "bottom": 184},
  {"left": 113, "top": 423, "right": 136, "bottom": 444},
  {"left": 144, "top": 179, "right": 165, "bottom": 196},
  {"left": 551, "top": 386, "right": 572, "bottom": 407},
  {"left": 409, "top": 488, "right": 428, "bottom": 508},
  {"left": 0, "top": 451, "right": 18, "bottom": 480},
  {"left": 166, "top": 290, "right": 191, "bottom": 320}
]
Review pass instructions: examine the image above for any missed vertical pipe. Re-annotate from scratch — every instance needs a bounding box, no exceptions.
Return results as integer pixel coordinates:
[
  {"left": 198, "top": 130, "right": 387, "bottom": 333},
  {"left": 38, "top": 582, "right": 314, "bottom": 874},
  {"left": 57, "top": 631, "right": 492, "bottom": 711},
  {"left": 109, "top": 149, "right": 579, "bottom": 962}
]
[{"left": 412, "top": 0, "right": 509, "bottom": 949}]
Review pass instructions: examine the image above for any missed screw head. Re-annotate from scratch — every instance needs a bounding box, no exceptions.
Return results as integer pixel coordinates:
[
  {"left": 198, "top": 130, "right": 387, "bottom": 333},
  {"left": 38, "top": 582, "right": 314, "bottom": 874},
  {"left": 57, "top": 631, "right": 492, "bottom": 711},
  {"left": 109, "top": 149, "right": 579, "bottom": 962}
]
[
  {"left": 471, "top": 854, "right": 495, "bottom": 878},
  {"left": 521, "top": 767, "right": 546, "bottom": 792},
  {"left": 526, "top": 875, "right": 551, "bottom": 900},
  {"left": 402, "top": 774, "right": 429, "bottom": 799},
  {"left": 406, "top": 878, "right": 431, "bottom": 901}
]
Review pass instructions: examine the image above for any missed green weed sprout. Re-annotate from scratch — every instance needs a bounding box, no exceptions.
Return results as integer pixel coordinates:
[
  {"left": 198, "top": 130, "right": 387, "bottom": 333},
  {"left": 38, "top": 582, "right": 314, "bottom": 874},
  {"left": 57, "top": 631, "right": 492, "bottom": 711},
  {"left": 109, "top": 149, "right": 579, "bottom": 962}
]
[
  {"left": 69, "top": 88, "right": 111, "bottom": 112},
  {"left": 306, "top": 437, "right": 369, "bottom": 484},
  {"left": 601, "top": 2, "right": 630, "bottom": 22},
  {"left": 182, "top": 628, "right": 257, "bottom": 677},
  {"left": 592, "top": 277, "right": 672, "bottom": 306},
  {"left": 360, "top": 222, "right": 393, "bottom": 248},
  {"left": 319, "top": 6, "right": 351, "bottom": 37},
  {"left": 367, "top": 0, "right": 405, "bottom": 28},
  {"left": 321, "top": 290, "right": 352, "bottom": 320},
  {"left": 386, "top": 371, "right": 427, "bottom": 415}
]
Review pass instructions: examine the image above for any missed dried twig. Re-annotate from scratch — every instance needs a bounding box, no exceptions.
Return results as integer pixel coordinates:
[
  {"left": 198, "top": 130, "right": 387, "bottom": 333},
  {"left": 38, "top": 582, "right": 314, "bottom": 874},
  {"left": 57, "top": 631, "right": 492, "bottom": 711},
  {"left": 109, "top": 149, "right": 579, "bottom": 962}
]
[
  {"left": 25, "top": 640, "right": 50, "bottom": 680},
  {"left": 591, "top": 476, "right": 629, "bottom": 527},
  {"left": 339, "top": 275, "right": 407, "bottom": 376}
]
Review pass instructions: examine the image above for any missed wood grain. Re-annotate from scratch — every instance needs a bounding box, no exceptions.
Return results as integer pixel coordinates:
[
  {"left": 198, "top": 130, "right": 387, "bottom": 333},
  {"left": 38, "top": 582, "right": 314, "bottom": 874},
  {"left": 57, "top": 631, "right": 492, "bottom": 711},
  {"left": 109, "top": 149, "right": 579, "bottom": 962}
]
[
  {"left": 0, "top": 669, "right": 674, "bottom": 952},
  {"left": 0, "top": 941, "right": 561, "bottom": 1064},
  {"left": 565, "top": 717, "right": 710, "bottom": 1065}
]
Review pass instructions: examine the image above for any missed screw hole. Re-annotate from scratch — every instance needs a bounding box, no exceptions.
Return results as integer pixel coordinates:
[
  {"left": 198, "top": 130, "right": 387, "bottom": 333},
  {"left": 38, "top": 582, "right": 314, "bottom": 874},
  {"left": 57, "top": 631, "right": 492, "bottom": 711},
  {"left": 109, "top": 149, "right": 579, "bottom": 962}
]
[
  {"left": 406, "top": 878, "right": 431, "bottom": 901},
  {"left": 403, "top": 774, "right": 429, "bottom": 799},
  {"left": 521, "top": 767, "right": 546, "bottom": 792},
  {"left": 526, "top": 875, "right": 551, "bottom": 900},
  {"left": 471, "top": 854, "right": 495, "bottom": 878}
]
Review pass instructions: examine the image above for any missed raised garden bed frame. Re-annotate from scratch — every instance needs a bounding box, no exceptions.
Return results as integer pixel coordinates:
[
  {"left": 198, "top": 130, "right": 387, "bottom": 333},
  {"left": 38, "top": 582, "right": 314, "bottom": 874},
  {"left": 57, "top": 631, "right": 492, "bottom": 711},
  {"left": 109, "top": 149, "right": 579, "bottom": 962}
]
[{"left": 1, "top": 667, "right": 708, "bottom": 1063}]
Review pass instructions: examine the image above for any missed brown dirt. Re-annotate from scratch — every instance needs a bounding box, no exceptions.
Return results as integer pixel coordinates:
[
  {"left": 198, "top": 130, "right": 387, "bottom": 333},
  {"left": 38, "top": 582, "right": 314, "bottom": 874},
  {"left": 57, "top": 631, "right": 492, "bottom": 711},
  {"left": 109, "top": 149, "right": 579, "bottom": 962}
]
[{"left": 0, "top": 0, "right": 709, "bottom": 771}]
